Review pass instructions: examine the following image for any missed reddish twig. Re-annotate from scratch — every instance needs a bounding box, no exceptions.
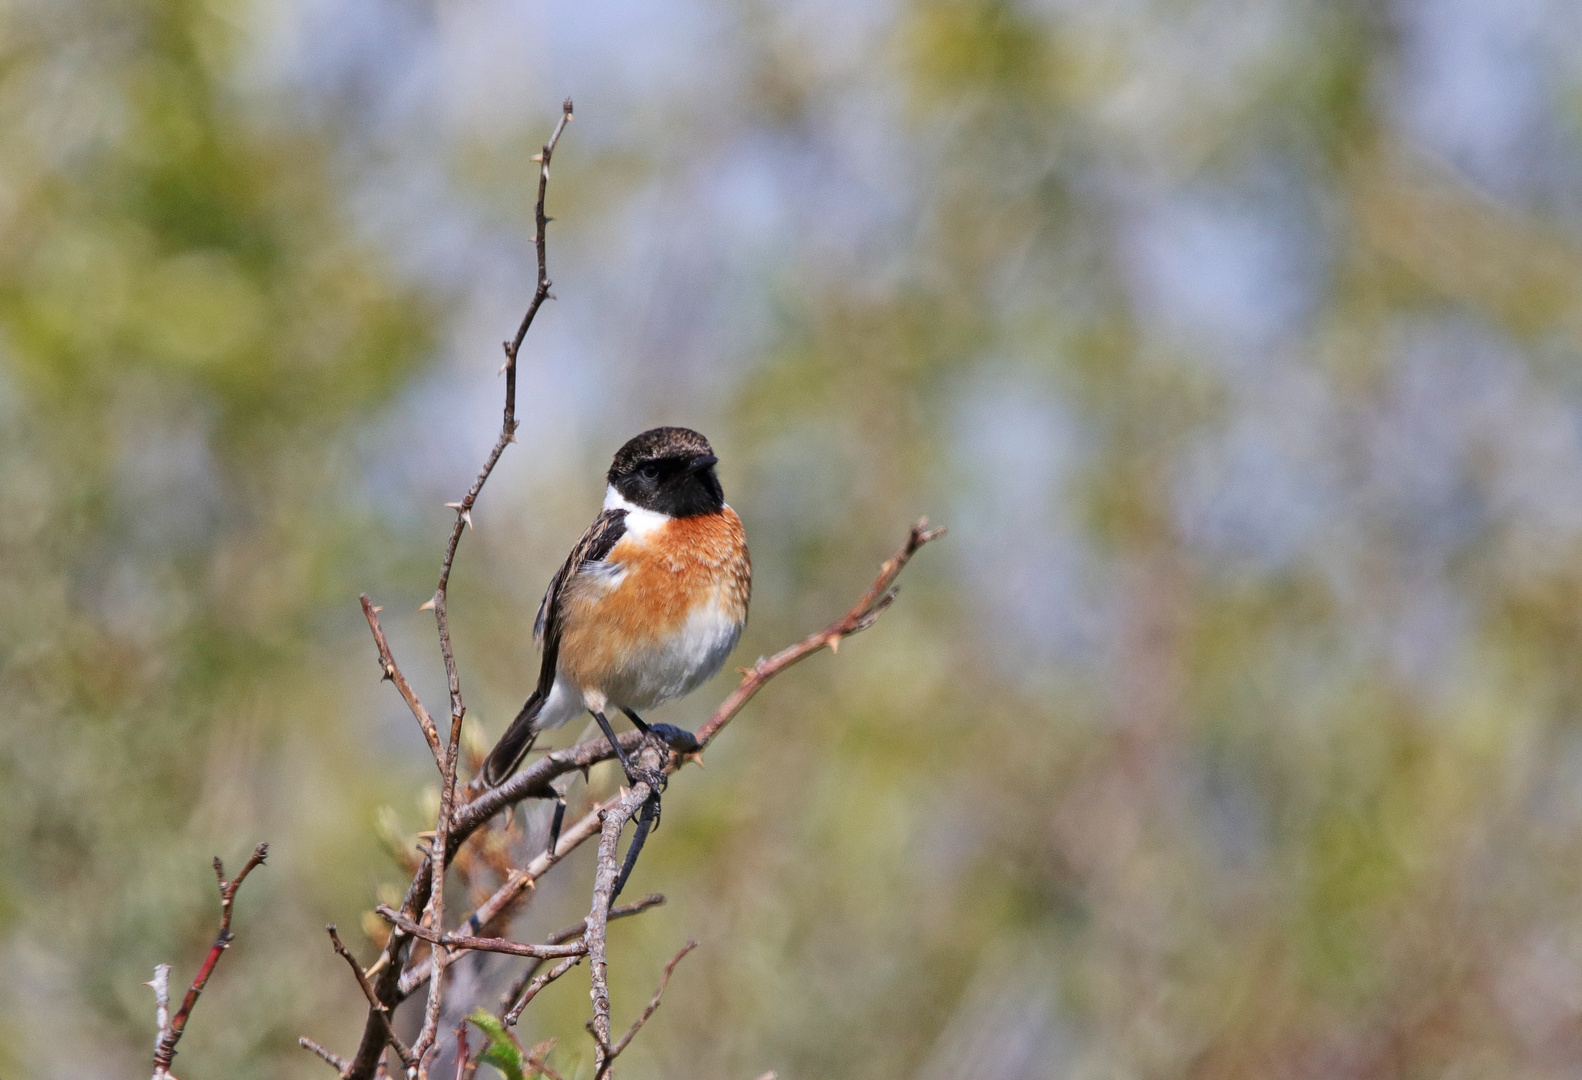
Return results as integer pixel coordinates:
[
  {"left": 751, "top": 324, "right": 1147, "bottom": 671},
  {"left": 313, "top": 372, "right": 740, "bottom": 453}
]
[
  {"left": 527, "top": 1047, "right": 568, "bottom": 1080},
  {"left": 609, "top": 939, "right": 698, "bottom": 1058},
  {"left": 151, "top": 843, "right": 269, "bottom": 1079},
  {"left": 327, "top": 99, "right": 575, "bottom": 1080},
  {"left": 454, "top": 1022, "right": 476, "bottom": 1080}
]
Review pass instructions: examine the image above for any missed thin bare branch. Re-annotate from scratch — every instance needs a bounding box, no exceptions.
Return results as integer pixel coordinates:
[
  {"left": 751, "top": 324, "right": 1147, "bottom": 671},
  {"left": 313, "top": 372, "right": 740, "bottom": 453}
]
[
  {"left": 151, "top": 843, "right": 268, "bottom": 1079},
  {"left": 454, "top": 1022, "right": 477, "bottom": 1080},
  {"left": 610, "top": 939, "right": 698, "bottom": 1057},
  {"left": 527, "top": 1049, "right": 568, "bottom": 1080},
  {"left": 361, "top": 595, "right": 443, "bottom": 768},
  {"left": 405, "top": 96, "right": 574, "bottom": 1073},
  {"left": 300, "top": 1035, "right": 352, "bottom": 1075},
  {"left": 499, "top": 895, "right": 665, "bottom": 1018},
  {"left": 399, "top": 794, "right": 626, "bottom": 997},
  {"left": 147, "top": 964, "right": 170, "bottom": 1062},
  {"left": 504, "top": 954, "right": 583, "bottom": 1026},
  {"left": 376, "top": 905, "right": 588, "bottom": 959},
  {"left": 585, "top": 777, "right": 656, "bottom": 1079},
  {"left": 695, "top": 518, "right": 945, "bottom": 749},
  {"left": 329, "top": 925, "right": 418, "bottom": 1072}
]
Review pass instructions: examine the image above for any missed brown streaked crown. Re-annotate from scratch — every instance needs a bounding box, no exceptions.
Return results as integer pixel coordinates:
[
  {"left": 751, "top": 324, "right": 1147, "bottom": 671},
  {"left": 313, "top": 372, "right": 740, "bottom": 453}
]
[{"left": 608, "top": 426, "right": 725, "bottom": 518}]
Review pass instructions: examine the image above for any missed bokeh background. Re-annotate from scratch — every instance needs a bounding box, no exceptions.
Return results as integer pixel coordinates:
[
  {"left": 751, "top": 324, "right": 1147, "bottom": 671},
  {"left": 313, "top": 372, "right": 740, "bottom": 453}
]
[{"left": 6, "top": 0, "right": 1582, "bottom": 1077}]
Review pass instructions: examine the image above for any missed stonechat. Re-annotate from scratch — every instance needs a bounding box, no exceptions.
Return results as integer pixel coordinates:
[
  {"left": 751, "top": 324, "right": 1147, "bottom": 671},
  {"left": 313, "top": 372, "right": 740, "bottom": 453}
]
[{"left": 483, "top": 427, "right": 751, "bottom": 788}]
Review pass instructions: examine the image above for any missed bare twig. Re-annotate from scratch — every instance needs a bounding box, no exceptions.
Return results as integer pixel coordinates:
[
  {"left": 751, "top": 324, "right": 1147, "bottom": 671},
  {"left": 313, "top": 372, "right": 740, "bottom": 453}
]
[
  {"left": 398, "top": 98, "right": 574, "bottom": 1073},
  {"left": 399, "top": 794, "right": 629, "bottom": 997},
  {"left": 584, "top": 775, "right": 657, "bottom": 1079},
  {"left": 361, "top": 595, "right": 444, "bottom": 768},
  {"left": 301, "top": 1036, "right": 352, "bottom": 1075},
  {"left": 527, "top": 1048, "right": 568, "bottom": 1080},
  {"left": 696, "top": 518, "right": 945, "bottom": 749},
  {"left": 505, "top": 954, "right": 584, "bottom": 1026},
  {"left": 609, "top": 939, "right": 698, "bottom": 1057},
  {"left": 499, "top": 895, "right": 665, "bottom": 1018},
  {"left": 329, "top": 925, "right": 418, "bottom": 1072},
  {"left": 151, "top": 843, "right": 269, "bottom": 1079},
  {"left": 147, "top": 964, "right": 170, "bottom": 1062},
  {"left": 376, "top": 905, "right": 588, "bottom": 959},
  {"left": 453, "top": 1022, "right": 476, "bottom": 1080},
  {"left": 310, "top": 97, "right": 943, "bottom": 1080}
]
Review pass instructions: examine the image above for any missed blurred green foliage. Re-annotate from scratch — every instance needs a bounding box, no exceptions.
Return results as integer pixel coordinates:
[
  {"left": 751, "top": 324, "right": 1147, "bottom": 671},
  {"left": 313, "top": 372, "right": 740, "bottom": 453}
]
[{"left": 7, "top": 0, "right": 1582, "bottom": 1078}]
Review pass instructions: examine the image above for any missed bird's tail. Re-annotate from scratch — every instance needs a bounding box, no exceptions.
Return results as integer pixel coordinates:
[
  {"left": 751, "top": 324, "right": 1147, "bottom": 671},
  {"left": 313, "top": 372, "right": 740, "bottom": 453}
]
[{"left": 483, "top": 690, "right": 544, "bottom": 786}]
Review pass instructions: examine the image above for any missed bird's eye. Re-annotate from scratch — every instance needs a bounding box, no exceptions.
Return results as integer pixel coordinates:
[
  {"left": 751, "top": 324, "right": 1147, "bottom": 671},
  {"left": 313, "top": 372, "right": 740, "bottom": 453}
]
[{"left": 637, "top": 462, "right": 660, "bottom": 481}]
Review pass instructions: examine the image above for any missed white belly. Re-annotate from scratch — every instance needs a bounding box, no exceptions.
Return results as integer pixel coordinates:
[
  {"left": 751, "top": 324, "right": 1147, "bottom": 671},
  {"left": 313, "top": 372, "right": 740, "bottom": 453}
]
[{"left": 606, "top": 593, "right": 744, "bottom": 711}]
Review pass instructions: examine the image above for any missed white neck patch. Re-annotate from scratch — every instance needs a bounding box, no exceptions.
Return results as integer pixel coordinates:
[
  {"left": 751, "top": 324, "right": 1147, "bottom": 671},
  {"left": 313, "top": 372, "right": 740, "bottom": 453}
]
[{"left": 605, "top": 484, "right": 671, "bottom": 538}]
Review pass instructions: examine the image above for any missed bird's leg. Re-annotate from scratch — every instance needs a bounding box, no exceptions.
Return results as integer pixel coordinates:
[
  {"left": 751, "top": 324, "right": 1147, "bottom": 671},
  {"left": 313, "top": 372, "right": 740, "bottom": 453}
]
[
  {"left": 590, "top": 709, "right": 640, "bottom": 783},
  {"left": 621, "top": 707, "right": 651, "bottom": 734},
  {"left": 610, "top": 791, "right": 659, "bottom": 908},
  {"left": 545, "top": 794, "right": 567, "bottom": 857}
]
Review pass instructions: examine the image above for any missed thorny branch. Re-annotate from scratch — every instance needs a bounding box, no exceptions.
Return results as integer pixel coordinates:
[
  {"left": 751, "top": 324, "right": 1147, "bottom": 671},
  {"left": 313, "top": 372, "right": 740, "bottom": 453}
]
[
  {"left": 321, "top": 97, "right": 575, "bottom": 1080},
  {"left": 361, "top": 597, "right": 443, "bottom": 768},
  {"left": 314, "top": 516, "right": 941, "bottom": 1078},
  {"left": 150, "top": 843, "right": 269, "bottom": 1079},
  {"left": 300, "top": 97, "right": 942, "bottom": 1080}
]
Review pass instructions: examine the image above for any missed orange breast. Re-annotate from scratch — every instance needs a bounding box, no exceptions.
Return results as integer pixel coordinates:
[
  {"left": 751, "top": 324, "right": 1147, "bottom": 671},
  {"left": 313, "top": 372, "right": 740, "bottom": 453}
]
[{"left": 557, "top": 507, "right": 751, "bottom": 693}]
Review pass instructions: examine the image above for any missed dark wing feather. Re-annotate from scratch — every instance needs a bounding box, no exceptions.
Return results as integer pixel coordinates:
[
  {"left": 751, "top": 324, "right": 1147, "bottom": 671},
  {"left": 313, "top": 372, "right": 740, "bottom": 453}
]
[{"left": 530, "top": 508, "right": 627, "bottom": 698}]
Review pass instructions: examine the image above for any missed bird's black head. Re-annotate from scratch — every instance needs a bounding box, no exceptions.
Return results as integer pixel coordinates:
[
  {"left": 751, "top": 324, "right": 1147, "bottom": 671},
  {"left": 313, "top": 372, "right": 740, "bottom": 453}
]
[{"left": 607, "top": 427, "right": 725, "bottom": 518}]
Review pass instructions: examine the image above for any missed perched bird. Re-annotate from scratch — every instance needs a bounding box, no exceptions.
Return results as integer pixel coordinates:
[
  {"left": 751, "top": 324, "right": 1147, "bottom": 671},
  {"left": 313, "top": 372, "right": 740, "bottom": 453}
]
[{"left": 483, "top": 427, "right": 751, "bottom": 789}]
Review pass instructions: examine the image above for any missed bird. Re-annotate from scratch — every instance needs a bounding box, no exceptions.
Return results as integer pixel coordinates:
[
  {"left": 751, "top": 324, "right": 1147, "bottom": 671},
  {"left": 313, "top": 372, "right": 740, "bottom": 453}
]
[{"left": 483, "top": 426, "right": 751, "bottom": 791}]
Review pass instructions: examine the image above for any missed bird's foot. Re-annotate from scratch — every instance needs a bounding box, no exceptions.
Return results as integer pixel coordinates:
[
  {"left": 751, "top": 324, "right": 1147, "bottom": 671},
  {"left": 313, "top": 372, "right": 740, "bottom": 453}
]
[
  {"left": 628, "top": 765, "right": 669, "bottom": 795},
  {"left": 645, "top": 723, "right": 700, "bottom": 755}
]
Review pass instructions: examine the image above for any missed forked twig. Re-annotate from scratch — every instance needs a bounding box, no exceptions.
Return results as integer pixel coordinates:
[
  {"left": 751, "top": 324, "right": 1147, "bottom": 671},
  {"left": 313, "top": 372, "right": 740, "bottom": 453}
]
[
  {"left": 328, "top": 924, "right": 418, "bottom": 1072},
  {"left": 151, "top": 843, "right": 269, "bottom": 1079}
]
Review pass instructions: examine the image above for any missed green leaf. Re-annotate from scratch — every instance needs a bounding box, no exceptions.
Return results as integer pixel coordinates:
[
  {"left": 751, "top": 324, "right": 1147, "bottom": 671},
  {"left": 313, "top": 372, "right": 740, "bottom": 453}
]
[{"left": 467, "top": 1009, "right": 528, "bottom": 1080}]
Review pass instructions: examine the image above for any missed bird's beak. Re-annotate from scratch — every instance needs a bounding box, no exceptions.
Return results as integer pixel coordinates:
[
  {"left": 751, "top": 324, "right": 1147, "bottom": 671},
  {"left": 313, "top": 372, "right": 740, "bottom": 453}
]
[{"left": 688, "top": 453, "right": 718, "bottom": 473}]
